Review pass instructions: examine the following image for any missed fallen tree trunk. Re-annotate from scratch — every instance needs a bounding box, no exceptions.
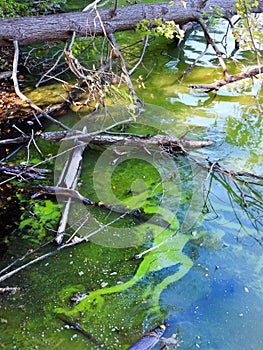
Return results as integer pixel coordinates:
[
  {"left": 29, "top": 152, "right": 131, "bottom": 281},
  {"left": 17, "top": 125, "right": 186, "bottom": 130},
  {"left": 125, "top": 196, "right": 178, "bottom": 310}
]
[{"left": 0, "top": 0, "right": 262, "bottom": 46}]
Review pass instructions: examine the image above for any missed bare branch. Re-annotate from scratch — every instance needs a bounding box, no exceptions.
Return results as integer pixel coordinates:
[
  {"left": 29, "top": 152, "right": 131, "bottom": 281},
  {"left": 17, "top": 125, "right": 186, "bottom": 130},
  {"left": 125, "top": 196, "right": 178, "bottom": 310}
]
[
  {"left": 134, "top": 229, "right": 180, "bottom": 259},
  {"left": 12, "top": 40, "right": 70, "bottom": 131},
  {"left": 181, "top": 41, "right": 209, "bottom": 78},
  {"left": 36, "top": 43, "right": 68, "bottom": 87},
  {"left": 188, "top": 65, "right": 263, "bottom": 91},
  {"left": 55, "top": 128, "right": 87, "bottom": 244}
]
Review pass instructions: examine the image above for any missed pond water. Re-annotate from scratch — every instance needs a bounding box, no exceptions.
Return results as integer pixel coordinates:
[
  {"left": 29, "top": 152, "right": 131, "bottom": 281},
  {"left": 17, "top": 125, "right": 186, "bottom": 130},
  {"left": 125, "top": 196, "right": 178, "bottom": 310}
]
[{"left": 1, "top": 17, "right": 263, "bottom": 350}]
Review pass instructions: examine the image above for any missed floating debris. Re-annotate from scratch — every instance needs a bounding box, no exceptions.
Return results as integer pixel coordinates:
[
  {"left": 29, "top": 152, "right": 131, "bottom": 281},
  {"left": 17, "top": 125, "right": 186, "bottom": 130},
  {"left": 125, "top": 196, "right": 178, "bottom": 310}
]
[
  {"left": 161, "top": 333, "right": 180, "bottom": 348},
  {"left": 0, "top": 286, "right": 20, "bottom": 294},
  {"left": 127, "top": 324, "right": 166, "bottom": 350},
  {"left": 70, "top": 292, "right": 87, "bottom": 304}
]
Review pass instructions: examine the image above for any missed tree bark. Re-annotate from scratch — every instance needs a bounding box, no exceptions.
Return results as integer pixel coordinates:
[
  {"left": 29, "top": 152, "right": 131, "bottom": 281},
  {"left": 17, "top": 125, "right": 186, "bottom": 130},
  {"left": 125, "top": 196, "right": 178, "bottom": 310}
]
[{"left": 0, "top": 0, "right": 262, "bottom": 46}]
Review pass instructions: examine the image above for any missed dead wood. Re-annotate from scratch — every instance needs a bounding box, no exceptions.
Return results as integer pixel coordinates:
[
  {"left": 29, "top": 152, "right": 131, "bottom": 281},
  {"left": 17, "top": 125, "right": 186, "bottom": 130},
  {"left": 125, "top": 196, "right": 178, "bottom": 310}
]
[
  {"left": 50, "top": 132, "right": 215, "bottom": 149},
  {"left": 32, "top": 185, "right": 139, "bottom": 215},
  {"left": 1, "top": 0, "right": 263, "bottom": 46},
  {"left": 55, "top": 128, "right": 87, "bottom": 244},
  {"left": 12, "top": 40, "right": 70, "bottom": 130},
  {"left": 0, "top": 166, "right": 47, "bottom": 179},
  {"left": 108, "top": 33, "right": 142, "bottom": 104},
  {"left": 0, "top": 130, "right": 214, "bottom": 149},
  {"left": 57, "top": 316, "right": 101, "bottom": 346},
  {"left": 188, "top": 65, "right": 263, "bottom": 92}
]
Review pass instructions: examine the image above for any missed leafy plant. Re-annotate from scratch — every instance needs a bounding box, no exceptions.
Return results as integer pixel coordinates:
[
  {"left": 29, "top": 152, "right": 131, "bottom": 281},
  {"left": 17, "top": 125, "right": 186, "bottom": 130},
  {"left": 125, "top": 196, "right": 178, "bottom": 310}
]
[
  {"left": 0, "top": 0, "right": 67, "bottom": 18},
  {"left": 234, "top": 0, "right": 262, "bottom": 55},
  {"left": 136, "top": 18, "right": 184, "bottom": 40}
]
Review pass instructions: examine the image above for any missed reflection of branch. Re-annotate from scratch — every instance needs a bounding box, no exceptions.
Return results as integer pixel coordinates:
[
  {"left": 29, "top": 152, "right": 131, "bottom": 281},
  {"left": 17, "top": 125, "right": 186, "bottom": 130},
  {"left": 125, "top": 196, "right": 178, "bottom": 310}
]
[
  {"left": 128, "top": 35, "right": 149, "bottom": 76},
  {"left": 12, "top": 40, "right": 70, "bottom": 131},
  {"left": 181, "top": 41, "right": 209, "bottom": 78},
  {"left": 189, "top": 65, "right": 263, "bottom": 92},
  {"left": 198, "top": 20, "right": 230, "bottom": 77},
  {"left": 211, "top": 172, "right": 263, "bottom": 245},
  {"left": 196, "top": 158, "right": 263, "bottom": 208}
]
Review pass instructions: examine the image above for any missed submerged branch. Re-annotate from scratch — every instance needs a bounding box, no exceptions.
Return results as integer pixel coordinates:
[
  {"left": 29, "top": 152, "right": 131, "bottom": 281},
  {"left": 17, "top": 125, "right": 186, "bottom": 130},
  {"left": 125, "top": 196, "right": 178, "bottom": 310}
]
[
  {"left": 57, "top": 316, "right": 101, "bottom": 346},
  {"left": 0, "top": 210, "right": 131, "bottom": 283},
  {"left": 0, "top": 240, "right": 85, "bottom": 283}
]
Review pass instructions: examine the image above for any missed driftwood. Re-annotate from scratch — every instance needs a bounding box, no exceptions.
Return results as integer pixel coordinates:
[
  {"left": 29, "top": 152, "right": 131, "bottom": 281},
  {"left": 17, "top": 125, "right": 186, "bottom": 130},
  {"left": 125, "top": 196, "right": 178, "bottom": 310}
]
[
  {"left": 188, "top": 65, "right": 263, "bottom": 92},
  {"left": 80, "top": 133, "right": 214, "bottom": 149},
  {"left": 46, "top": 132, "right": 214, "bottom": 149},
  {"left": 0, "top": 0, "right": 263, "bottom": 46},
  {"left": 1, "top": 130, "right": 214, "bottom": 150}
]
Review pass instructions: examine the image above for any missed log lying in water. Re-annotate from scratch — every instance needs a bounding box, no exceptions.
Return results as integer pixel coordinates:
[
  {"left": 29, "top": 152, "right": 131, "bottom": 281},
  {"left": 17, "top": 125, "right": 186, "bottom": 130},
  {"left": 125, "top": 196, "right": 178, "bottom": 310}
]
[
  {"left": 2, "top": 131, "right": 214, "bottom": 149},
  {"left": 41, "top": 131, "right": 214, "bottom": 150}
]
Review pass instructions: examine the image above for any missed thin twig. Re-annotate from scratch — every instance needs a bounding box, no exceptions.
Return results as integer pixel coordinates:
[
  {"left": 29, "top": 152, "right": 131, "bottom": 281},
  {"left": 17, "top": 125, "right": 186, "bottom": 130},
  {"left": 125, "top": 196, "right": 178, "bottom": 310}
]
[
  {"left": 0, "top": 210, "right": 129, "bottom": 283},
  {"left": 0, "top": 239, "right": 55, "bottom": 275},
  {"left": 84, "top": 211, "right": 129, "bottom": 240},
  {"left": 66, "top": 214, "right": 90, "bottom": 243},
  {"left": 180, "top": 41, "right": 209, "bottom": 78},
  {"left": 36, "top": 43, "right": 67, "bottom": 87}
]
